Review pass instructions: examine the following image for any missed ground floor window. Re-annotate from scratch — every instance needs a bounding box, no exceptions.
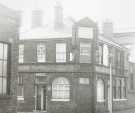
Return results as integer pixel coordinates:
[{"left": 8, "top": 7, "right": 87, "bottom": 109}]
[
  {"left": 17, "top": 75, "right": 24, "bottom": 100},
  {"left": 113, "top": 80, "right": 116, "bottom": 99},
  {"left": 97, "top": 79, "right": 105, "bottom": 102},
  {"left": 52, "top": 77, "right": 70, "bottom": 101},
  {"left": 113, "top": 77, "right": 127, "bottom": 100},
  {"left": 0, "top": 42, "right": 8, "bottom": 95}
]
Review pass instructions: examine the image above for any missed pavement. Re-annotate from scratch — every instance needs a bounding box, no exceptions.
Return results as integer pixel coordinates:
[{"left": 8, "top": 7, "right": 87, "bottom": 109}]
[{"left": 113, "top": 107, "right": 135, "bottom": 113}]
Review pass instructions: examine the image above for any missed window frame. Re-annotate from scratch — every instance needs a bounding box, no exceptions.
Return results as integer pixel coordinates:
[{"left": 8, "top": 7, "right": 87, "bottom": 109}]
[
  {"left": 51, "top": 77, "right": 70, "bottom": 101},
  {"left": 18, "top": 44, "right": 24, "bottom": 63},
  {"left": 97, "top": 79, "right": 105, "bottom": 102},
  {"left": 56, "top": 43, "right": 66, "bottom": 63},
  {"left": 80, "top": 42, "right": 91, "bottom": 63},
  {"left": 37, "top": 43, "right": 46, "bottom": 63},
  {"left": 0, "top": 42, "right": 9, "bottom": 95}
]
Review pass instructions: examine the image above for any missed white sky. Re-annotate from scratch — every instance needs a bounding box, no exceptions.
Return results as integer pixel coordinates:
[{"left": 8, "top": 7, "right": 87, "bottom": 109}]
[
  {"left": 0, "top": 0, "right": 135, "bottom": 32},
  {"left": 1, "top": 0, "right": 135, "bottom": 62}
]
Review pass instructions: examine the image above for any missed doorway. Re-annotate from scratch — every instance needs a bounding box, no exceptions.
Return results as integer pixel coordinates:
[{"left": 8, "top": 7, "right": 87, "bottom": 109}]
[{"left": 35, "top": 85, "right": 47, "bottom": 111}]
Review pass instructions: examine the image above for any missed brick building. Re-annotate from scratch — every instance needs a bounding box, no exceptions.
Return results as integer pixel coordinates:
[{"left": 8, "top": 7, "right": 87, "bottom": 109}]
[
  {"left": 0, "top": 4, "right": 20, "bottom": 113},
  {"left": 111, "top": 29, "right": 135, "bottom": 109},
  {"left": 17, "top": 16, "right": 129, "bottom": 113}
]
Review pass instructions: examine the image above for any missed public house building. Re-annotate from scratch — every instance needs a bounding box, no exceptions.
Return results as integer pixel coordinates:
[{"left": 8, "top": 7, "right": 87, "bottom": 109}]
[{"left": 17, "top": 15, "right": 129, "bottom": 113}]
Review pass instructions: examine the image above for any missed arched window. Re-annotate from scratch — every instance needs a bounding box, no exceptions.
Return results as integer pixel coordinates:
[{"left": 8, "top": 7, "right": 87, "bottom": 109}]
[
  {"left": 97, "top": 79, "right": 105, "bottom": 102},
  {"left": 52, "top": 77, "right": 70, "bottom": 101}
]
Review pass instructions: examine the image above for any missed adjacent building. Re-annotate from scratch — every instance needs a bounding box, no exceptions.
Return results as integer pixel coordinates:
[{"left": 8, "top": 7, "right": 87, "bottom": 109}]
[
  {"left": 113, "top": 31, "right": 135, "bottom": 109},
  {"left": 0, "top": 4, "right": 20, "bottom": 113}
]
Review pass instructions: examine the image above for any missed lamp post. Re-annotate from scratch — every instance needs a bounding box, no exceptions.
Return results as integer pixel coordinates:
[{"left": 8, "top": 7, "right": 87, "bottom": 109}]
[{"left": 108, "top": 54, "right": 113, "bottom": 113}]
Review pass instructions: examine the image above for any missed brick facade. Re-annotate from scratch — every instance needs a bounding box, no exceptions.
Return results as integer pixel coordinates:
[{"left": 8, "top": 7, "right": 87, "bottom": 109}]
[{"left": 17, "top": 35, "right": 129, "bottom": 113}]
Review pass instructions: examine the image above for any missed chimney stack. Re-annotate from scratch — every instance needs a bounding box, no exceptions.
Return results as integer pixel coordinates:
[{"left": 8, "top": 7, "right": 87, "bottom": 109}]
[
  {"left": 31, "top": 10, "right": 43, "bottom": 28},
  {"left": 102, "top": 21, "right": 113, "bottom": 38},
  {"left": 54, "top": 2, "right": 64, "bottom": 29}
]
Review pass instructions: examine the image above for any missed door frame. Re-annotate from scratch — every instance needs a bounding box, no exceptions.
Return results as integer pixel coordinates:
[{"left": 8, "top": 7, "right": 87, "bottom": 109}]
[{"left": 35, "top": 85, "right": 47, "bottom": 111}]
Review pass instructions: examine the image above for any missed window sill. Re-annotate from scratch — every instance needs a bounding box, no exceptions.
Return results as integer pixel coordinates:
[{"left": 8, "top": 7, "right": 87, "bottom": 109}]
[
  {"left": 33, "top": 110, "right": 47, "bottom": 113},
  {"left": 17, "top": 96, "right": 24, "bottom": 101},
  {"left": 113, "top": 98, "right": 128, "bottom": 101},
  {"left": 51, "top": 98, "right": 70, "bottom": 102},
  {"left": 97, "top": 100, "right": 105, "bottom": 103}
]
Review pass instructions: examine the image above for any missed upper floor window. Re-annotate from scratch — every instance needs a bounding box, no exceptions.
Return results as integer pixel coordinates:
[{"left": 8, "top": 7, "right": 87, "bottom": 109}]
[
  {"left": 130, "top": 74, "right": 134, "bottom": 90},
  {"left": 69, "top": 52, "right": 73, "bottom": 62},
  {"left": 80, "top": 42, "right": 91, "bottom": 63},
  {"left": 52, "top": 77, "right": 70, "bottom": 101},
  {"left": 96, "top": 44, "right": 103, "bottom": 64},
  {"left": 124, "top": 52, "right": 129, "bottom": 69},
  {"left": 103, "top": 44, "right": 109, "bottom": 66},
  {"left": 37, "top": 44, "right": 46, "bottom": 62},
  {"left": 18, "top": 44, "right": 24, "bottom": 63},
  {"left": 108, "top": 47, "right": 115, "bottom": 66},
  {"left": 56, "top": 43, "right": 66, "bottom": 62},
  {"left": 78, "top": 27, "right": 93, "bottom": 39},
  {"left": 116, "top": 50, "right": 121, "bottom": 66},
  {"left": 0, "top": 42, "right": 8, "bottom": 95}
]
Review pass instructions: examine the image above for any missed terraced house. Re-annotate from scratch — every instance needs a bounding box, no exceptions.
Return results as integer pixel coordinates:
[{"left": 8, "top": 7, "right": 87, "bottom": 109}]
[
  {"left": 17, "top": 4, "right": 129, "bottom": 113},
  {"left": 0, "top": 4, "right": 20, "bottom": 113}
]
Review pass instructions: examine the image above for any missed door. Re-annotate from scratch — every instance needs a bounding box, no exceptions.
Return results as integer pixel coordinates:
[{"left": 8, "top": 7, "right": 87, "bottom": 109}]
[{"left": 35, "top": 85, "right": 47, "bottom": 111}]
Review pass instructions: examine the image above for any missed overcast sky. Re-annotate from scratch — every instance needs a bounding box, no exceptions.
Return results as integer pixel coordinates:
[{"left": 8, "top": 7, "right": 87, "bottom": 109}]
[{"left": 0, "top": 0, "right": 135, "bottom": 32}]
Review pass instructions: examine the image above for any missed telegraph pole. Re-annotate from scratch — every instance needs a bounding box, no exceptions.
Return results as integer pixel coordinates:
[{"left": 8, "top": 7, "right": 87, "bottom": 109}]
[
  {"left": 91, "top": 24, "right": 98, "bottom": 113},
  {"left": 108, "top": 54, "right": 113, "bottom": 113}
]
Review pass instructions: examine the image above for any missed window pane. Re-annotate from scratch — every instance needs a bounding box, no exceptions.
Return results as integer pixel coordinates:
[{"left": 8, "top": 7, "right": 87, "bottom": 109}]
[
  {"left": 70, "top": 53, "right": 73, "bottom": 61},
  {"left": 19, "top": 44, "right": 24, "bottom": 63},
  {"left": 0, "top": 43, "right": 3, "bottom": 59},
  {"left": 78, "top": 27, "right": 93, "bottom": 39},
  {"left": 103, "top": 44, "right": 109, "bottom": 66},
  {"left": 18, "top": 85, "right": 23, "bottom": 96},
  {"left": 52, "top": 77, "right": 70, "bottom": 100},
  {"left": 0, "top": 78, "right": 2, "bottom": 94},
  {"left": 3, "top": 78, "right": 7, "bottom": 94},
  {"left": 37, "top": 44, "right": 46, "bottom": 62},
  {"left": 80, "top": 42, "right": 91, "bottom": 63},
  {"left": 97, "top": 79, "right": 104, "bottom": 102},
  {"left": 3, "top": 44, "right": 8, "bottom": 60},
  {"left": 0, "top": 60, "right": 3, "bottom": 75},
  {"left": 56, "top": 43, "right": 66, "bottom": 62},
  {"left": 3, "top": 61, "right": 7, "bottom": 76}
]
